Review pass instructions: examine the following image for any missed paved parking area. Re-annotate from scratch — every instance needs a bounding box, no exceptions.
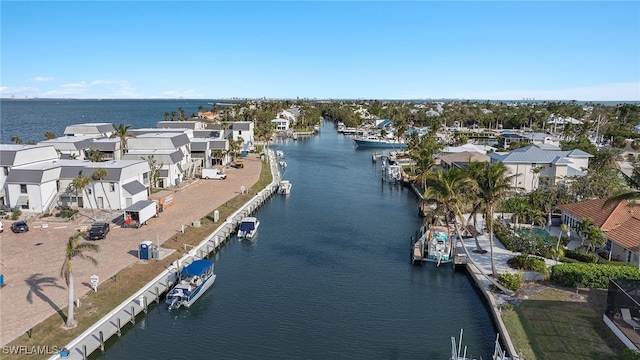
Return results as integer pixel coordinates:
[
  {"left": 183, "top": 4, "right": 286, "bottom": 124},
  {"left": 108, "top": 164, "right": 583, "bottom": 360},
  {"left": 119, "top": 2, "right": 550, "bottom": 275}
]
[{"left": 0, "top": 156, "right": 263, "bottom": 346}]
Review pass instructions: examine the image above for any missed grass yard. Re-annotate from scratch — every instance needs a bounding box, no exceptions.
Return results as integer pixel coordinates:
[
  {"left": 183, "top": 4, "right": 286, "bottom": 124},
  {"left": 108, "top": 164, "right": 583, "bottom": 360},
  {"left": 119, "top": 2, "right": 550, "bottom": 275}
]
[{"left": 502, "top": 283, "right": 627, "bottom": 360}]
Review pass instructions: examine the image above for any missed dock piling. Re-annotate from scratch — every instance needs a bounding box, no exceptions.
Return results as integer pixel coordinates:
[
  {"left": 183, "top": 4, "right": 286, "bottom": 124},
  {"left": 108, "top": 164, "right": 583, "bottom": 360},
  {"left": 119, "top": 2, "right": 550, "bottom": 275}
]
[
  {"left": 117, "top": 318, "right": 122, "bottom": 337},
  {"left": 99, "top": 331, "right": 104, "bottom": 352},
  {"left": 130, "top": 306, "right": 135, "bottom": 324}
]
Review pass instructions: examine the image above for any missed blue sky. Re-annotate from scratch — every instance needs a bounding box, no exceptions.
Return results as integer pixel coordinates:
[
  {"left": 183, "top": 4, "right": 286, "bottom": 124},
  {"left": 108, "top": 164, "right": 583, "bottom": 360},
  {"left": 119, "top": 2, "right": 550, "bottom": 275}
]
[{"left": 1, "top": 1, "right": 639, "bottom": 101}]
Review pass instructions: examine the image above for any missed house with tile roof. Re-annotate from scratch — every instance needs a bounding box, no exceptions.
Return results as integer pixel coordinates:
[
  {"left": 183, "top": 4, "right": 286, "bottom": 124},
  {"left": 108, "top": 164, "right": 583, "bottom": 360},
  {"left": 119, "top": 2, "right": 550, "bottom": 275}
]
[
  {"left": 488, "top": 145, "right": 592, "bottom": 193},
  {"left": 558, "top": 198, "right": 640, "bottom": 265}
]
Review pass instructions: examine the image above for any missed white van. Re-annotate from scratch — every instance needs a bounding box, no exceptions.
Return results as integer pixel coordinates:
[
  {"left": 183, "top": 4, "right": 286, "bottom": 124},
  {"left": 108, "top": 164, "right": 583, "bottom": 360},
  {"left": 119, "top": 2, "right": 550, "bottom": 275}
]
[{"left": 201, "top": 168, "right": 227, "bottom": 180}]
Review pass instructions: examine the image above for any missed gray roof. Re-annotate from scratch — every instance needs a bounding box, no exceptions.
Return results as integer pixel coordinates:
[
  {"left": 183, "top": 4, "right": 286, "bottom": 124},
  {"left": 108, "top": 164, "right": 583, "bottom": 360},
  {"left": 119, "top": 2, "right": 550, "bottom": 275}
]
[
  {"left": 209, "top": 140, "right": 227, "bottom": 150},
  {"left": 488, "top": 146, "right": 592, "bottom": 164},
  {"left": 193, "top": 130, "right": 222, "bottom": 138},
  {"left": 89, "top": 139, "right": 119, "bottom": 152},
  {"left": 63, "top": 123, "right": 114, "bottom": 136},
  {"left": 6, "top": 168, "right": 46, "bottom": 184},
  {"left": 230, "top": 122, "right": 252, "bottom": 131},
  {"left": 122, "top": 180, "right": 147, "bottom": 196},
  {"left": 190, "top": 141, "right": 209, "bottom": 152}
]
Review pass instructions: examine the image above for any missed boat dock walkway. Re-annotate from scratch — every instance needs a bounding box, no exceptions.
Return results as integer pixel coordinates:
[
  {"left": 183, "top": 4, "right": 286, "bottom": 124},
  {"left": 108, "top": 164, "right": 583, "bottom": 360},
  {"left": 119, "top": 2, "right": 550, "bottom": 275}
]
[{"left": 48, "top": 149, "right": 281, "bottom": 360}]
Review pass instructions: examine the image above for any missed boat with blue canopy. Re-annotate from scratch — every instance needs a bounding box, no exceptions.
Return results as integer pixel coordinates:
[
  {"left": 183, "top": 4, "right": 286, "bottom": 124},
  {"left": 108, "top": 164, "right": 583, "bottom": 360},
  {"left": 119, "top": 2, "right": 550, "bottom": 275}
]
[
  {"left": 166, "top": 259, "right": 216, "bottom": 310},
  {"left": 237, "top": 217, "right": 260, "bottom": 239}
]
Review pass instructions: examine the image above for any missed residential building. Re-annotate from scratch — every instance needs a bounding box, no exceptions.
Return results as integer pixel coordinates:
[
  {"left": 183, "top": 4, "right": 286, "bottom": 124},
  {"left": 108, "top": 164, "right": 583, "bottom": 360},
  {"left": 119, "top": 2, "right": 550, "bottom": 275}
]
[
  {"left": 559, "top": 198, "right": 640, "bottom": 265},
  {"left": 63, "top": 123, "right": 114, "bottom": 137},
  {"left": 488, "top": 145, "right": 592, "bottom": 192}
]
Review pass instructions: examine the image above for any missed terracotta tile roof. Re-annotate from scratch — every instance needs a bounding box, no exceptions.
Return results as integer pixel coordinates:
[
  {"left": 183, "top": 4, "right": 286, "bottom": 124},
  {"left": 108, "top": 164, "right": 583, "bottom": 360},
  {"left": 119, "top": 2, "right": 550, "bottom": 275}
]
[{"left": 559, "top": 198, "right": 640, "bottom": 251}]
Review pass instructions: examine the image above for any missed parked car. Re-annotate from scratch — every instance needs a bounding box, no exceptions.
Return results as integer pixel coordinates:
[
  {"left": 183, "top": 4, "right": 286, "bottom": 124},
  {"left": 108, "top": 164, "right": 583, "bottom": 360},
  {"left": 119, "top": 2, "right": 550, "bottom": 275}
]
[
  {"left": 232, "top": 159, "right": 244, "bottom": 168},
  {"left": 201, "top": 168, "right": 227, "bottom": 180},
  {"left": 0, "top": 220, "right": 3, "bottom": 233},
  {"left": 11, "top": 220, "right": 29, "bottom": 233},
  {"left": 88, "top": 222, "right": 110, "bottom": 240}
]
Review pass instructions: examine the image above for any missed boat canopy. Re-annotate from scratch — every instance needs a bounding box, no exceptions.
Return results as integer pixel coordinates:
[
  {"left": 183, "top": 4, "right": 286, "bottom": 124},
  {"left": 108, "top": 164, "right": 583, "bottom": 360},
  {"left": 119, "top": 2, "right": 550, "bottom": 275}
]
[
  {"left": 239, "top": 220, "right": 256, "bottom": 232},
  {"left": 181, "top": 260, "right": 214, "bottom": 277}
]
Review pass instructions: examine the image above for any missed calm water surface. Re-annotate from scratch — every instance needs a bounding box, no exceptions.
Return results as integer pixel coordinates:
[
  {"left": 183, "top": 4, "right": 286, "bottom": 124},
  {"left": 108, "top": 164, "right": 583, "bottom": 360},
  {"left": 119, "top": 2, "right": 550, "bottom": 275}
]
[
  {"left": 96, "top": 121, "right": 496, "bottom": 359},
  {"left": 1, "top": 100, "right": 496, "bottom": 359}
]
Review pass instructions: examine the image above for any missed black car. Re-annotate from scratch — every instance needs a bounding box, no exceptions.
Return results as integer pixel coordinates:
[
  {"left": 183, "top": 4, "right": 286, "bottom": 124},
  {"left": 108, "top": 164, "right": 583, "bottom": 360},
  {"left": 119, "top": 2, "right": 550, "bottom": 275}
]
[
  {"left": 88, "top": 222, "right": 110, "bottom": 240},
  {"left": 11, "top": 220, "right": 29, "bottom": 233}
]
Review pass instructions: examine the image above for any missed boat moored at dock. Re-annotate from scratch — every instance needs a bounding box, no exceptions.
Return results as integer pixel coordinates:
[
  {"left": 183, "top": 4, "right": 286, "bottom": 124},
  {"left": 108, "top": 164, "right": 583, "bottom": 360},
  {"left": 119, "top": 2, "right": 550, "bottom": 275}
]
[
  {"left": 237, "top": 216, "right": 260, "bottom": 239},
  {"left": 412, "top": 226, "right": 453, "bottom": 266},
  {"left": 166, "top": 260, "right": 216, "bottom": 310},
  {"left": 278, "top": 180, "right": 292, "bottom": 195},
  {"left": 353, "top": 135, "right": 407, "bottom": 149}
]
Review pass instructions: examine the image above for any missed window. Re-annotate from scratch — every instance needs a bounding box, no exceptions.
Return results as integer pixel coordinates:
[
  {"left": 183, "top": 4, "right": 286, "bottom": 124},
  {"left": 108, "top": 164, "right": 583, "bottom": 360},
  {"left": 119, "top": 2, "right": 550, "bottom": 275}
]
[
  {"left": 110, "top": 183, "right": 116, "bottom": 192},
  {"left": 87, "top": 188, "right": 92, "bottom": 195},
  {"left": 20, "top": 184, "right": 27, "bottom": 193}
]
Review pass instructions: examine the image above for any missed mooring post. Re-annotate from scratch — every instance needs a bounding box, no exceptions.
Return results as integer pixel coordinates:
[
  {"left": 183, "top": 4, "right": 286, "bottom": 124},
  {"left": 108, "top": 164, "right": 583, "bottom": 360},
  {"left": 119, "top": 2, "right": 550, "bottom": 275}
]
[
  {"left": 130, "top": 306, "right": 135, "bottom": 324},
  {"left": 155, "top": 287, "right": 160, "bottom": 304},
  {"left": 117, "top": 318, "right": 122, "bottom": 337},
  {"left": 99, "top": 331, "right": 104, "bottom": 352},
  {"left": 83, "top": 345, "right": 87, "bottom": 360}
]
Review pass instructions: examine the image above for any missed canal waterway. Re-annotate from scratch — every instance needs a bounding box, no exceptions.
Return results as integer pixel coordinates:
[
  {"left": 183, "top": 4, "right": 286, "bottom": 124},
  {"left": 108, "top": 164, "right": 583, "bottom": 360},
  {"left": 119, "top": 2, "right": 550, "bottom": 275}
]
[{"left": 94, "top": 120, "right": 496, "bottom": 359}]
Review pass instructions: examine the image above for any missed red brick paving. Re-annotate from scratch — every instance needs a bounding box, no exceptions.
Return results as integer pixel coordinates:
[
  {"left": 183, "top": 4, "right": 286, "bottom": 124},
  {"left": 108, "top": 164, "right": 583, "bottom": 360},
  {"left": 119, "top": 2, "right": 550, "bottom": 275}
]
[{"left": 0, "top": 156, "right": 262, "bottom": 346}]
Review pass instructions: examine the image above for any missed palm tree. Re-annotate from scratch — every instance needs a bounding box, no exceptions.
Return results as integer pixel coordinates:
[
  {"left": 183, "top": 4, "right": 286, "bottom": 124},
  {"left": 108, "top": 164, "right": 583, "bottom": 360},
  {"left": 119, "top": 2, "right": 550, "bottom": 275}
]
[
  {"left": 92, "top": 168, "right": 112, "bottom": 211},
  {"left": 60, "top": 232, "right": 99, "bottom": 328},
  {"left": 72, "top": 174, "right": 94, "bottom": 215},
  {"left": 554, "top": 223, "right": 569, "bottom": 264},
  {"left": 88, "top": 149, "right": 104, "bottom": 162},
  {"left": 10, "top": 136, "right": 23, "bottom": 144},
  {"left": 44, "top": 131, "right": 57, "bottom": 140},
  {"left": 604, "top": 191, "right": 640, "bottom": 208},
  {"left": 111, "top": 123, "right": 132, "bottom": 158},
  {"left": 423, "top": 168, "right": 476, "bottom": 252},
  {"left": 474, "top": 162, "right": 516, "bottom": 277}
]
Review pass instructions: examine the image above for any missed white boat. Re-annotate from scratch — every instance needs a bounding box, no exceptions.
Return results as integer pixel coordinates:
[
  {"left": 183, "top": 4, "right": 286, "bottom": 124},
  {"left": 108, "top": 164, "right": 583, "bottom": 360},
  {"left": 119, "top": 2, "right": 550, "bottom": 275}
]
[
  {"left": 353, "top": 134, "right": 407, "bottom": 148},
  {"left": 412, "top": 226, "right": 452, "bottom": 266},
  {"left": 237, "top": 217, "right": 260, "bottom": 239},
  {"left": 278, "top": 180, "right": 292, "bottom": 195},
  {"left": 279, "top": 161, "right": 287, "bottom": 168},
  {"left": 166, "top": 259, "right": 216, "bottom": 310},
  {"left": 276, "top": 150, "right": 284, "bottom": 158}
]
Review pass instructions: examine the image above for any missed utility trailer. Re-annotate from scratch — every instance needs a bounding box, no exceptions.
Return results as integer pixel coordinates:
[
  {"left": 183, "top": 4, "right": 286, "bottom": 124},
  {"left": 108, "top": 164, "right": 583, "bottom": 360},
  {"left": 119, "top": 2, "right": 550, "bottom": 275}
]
[{"left": 123, "top": 200, "right": 158, "bottom": 228}]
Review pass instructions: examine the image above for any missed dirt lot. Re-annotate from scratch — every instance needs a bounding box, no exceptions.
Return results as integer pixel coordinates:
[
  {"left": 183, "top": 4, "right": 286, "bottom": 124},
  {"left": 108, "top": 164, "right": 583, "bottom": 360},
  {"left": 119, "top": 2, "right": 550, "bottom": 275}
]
[{"left": 0, "top": 155, "right": 262, "bottom": 346}]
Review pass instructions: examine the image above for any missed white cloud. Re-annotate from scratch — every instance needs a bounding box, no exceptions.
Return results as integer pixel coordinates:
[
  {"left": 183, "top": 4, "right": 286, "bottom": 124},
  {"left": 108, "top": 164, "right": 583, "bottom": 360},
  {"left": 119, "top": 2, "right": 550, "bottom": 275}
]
[{"left": 30, "top": 76, "right": 55, "bottom": 83}]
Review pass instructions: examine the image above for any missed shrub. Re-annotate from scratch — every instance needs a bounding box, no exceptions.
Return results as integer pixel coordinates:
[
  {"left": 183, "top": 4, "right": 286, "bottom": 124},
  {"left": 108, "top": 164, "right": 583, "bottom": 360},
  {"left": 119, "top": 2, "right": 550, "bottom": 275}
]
[
  {"left": 497, "top": 272, "right": 523, "bottom": 291},
  {"left": 11, "top": 210, "right": 22, "bottom": 220},
  {"left": 623, "top": 349, "right": 640, "bottom": 360},
  {"left": 550, "top": 263, "right": 640, "bottom": 288},
  {"left": 55, "top": 207, "right": 78, "bottom": 218},
  {"left": 564, "top": 249, "right": 599, "bottom": 263}
]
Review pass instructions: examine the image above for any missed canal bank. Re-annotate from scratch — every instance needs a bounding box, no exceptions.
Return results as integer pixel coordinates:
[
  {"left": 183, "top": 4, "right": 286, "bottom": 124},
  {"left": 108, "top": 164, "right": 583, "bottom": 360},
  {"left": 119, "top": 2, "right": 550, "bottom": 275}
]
[{"left": 44, "top": 150, "right": 281, "bottom": 360}]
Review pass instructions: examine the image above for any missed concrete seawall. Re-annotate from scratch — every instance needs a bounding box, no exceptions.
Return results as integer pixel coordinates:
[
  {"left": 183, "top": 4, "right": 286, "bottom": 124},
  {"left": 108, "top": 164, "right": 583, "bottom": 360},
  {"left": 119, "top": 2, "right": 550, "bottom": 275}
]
[{"left": 48, "top": 150, "right": 281, "bottom": 360}]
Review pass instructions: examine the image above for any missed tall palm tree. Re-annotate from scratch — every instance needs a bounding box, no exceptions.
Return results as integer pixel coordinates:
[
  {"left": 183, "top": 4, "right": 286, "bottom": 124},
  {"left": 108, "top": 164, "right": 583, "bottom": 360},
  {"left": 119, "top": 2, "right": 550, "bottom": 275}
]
[
  {"left": 111, "top": 123, "right": 132, "bottom": 158},
  {"left": 554, "top": 223, "right": 569, "bottom": 264},
  {"left": 60, "top": 232, "right": 99, "bottom": 328},
  {"left": 423, "top": 168, "right": 475, "bottom": 252},
  {"left": 88, "top": 149, "right": 104, "bottom": 162},
  {"left": 604, "top": 191, "right": 640, "bottom": 208},
  {"left": 72, "top": 174, "right": 94, "bottom": 215},
  {"left": 92, "top": 168, "right": 112, "bottom": 211},
  {"left": 475, "top": 162, "right": 516, "bottom": 277}
]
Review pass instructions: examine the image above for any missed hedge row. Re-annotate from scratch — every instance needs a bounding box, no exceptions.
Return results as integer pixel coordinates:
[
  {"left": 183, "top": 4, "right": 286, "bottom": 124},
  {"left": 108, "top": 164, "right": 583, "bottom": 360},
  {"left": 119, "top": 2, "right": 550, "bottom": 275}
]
[{"left": 550, "top": 263, "right": 640, "bottom": 288}]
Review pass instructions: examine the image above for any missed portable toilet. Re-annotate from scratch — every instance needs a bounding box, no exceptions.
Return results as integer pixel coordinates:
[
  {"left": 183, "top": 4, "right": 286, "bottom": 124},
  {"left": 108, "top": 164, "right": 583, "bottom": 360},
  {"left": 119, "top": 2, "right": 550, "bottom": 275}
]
[{"left": 139, "top": 240, "right": 154, "bottom": 260}]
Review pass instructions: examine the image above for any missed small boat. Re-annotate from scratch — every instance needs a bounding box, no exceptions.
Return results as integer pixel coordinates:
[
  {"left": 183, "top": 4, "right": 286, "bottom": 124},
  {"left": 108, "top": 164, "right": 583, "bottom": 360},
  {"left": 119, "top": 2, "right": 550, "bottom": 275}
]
[
  {"left": 276, "top": 150, "right": 284, "bottom": 158},
  {"left": 412, "top": 226, "right": 452, "bottom": 266},
  {"left": 237, "top": 217, "right": 260, "bottom": 239},
  {"left": 278, "top": 180, "right": 292, "bottom": 195},
  {"left": 279, "top": 160, "right": 287, "bottom": 168},
  {"left": 166, "top": 259, "right": 216, "bottom": 310},
  {"left": 353, "top": 135, "right": 407, "bottom": 148}
]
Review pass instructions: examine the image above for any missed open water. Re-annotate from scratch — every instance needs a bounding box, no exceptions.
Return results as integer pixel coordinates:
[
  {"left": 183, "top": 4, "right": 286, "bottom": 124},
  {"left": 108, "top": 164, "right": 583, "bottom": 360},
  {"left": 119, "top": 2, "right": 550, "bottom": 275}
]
[{"left": 1, "top": 100, "right": 496, "bottom": 359}]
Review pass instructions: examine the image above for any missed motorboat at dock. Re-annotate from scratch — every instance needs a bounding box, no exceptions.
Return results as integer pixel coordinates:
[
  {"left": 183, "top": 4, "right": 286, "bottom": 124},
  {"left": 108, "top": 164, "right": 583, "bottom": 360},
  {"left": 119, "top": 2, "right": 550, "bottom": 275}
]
[
  {"left": 278, "top": 180, "right": 292, "bottom": 195},
  {"left": 237, "top": 216, "right": 260, "bottom": 239},
  {"left": 412, "top": 226, "right": 453, "bottom": 266},
  {"left": 166, "top": 259, "right": 216, "bottom": 310}
]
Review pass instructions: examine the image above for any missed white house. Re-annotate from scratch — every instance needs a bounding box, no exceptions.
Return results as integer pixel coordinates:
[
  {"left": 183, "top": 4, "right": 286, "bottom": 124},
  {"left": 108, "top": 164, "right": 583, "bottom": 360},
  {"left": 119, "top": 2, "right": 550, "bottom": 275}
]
[
  {"left": 228, "top": 122, "right": 255, "bottom": 152},
  {"left": 37, "top": 136, "right": 95, "bottom": 160},
  {"left": 488, "top": 145, "right": 592, "bottom": 192},
  {"left": 0, "top": 144, "right": 60, "bottom": 209},
  {"left": 271, "top": 118, "right": 290, "bottom": 131}
]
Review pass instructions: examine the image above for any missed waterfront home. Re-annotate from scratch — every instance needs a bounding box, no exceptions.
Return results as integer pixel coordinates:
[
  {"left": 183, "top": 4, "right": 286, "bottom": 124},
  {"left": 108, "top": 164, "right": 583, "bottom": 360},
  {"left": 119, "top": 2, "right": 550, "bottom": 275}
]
[
  {"left": 437, "top": 151, "right": 490, "bottom": 170},
  {"left": 271, "top": 118, "right": 290, "bottom": 131},
  {"left": 488, "top": 145, "right": 592, "bottom": 193},
  {"left": 37, "top": 136, "right": 95, "bottom": 160},
  {"left": 63, "top": 122, "right": 115, "bottom": 138},
  {"left": 0, "top": 144, "right": 59, "bottom": 209},
  {"left": 277, "top": 107, "right": 301, "bottom": 124},
  {"left": 123, "top": 149, "right": 185, "bottom": 188},
  {"left": 558, "top": 198, "right": 640, "bottom": 264},
  {"left": 498, "top": 131, "right": 561, "bottom": 149},
  {"left": 228, "top": 122, "right": 255, "bottom": 152},
  {"left": 440, "top": 143, "right": 497, "bottom": 155},
  {"left": 126, "top": 132, "right": 191, "bottom": 170},
  {"left": 4, "top": 158, "right": 150, "bottom": 213}
]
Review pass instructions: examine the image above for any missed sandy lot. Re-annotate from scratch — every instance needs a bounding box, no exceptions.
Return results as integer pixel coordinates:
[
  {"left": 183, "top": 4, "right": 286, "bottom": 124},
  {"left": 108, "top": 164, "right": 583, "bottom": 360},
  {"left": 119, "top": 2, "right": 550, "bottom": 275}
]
[{"left": 0, "top": 155, "right": 262, "bottom": 346}]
